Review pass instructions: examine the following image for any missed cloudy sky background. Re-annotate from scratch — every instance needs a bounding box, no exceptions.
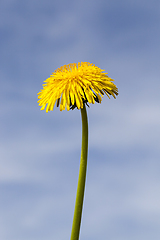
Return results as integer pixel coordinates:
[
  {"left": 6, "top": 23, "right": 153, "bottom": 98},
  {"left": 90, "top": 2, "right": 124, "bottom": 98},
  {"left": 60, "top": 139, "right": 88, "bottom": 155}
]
[{"left": 1, "top": 0, "right": 160, "bottom": 239}]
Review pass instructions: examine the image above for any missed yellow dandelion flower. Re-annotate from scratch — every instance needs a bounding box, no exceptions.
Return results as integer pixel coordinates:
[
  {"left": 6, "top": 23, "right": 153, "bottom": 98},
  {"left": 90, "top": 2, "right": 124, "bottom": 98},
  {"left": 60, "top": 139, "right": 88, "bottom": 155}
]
[
  {"left": 37, "top": 62, "right": 118, "bottom": 112},
  {"left": 37, "top": 62, "right": 119, "bottom": 240}
]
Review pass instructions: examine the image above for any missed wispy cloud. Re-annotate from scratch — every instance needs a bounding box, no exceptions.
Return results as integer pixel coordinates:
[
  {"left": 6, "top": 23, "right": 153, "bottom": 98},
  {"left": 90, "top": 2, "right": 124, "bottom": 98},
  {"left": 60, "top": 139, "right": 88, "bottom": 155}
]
[{"left": 1, "top": 0, "right": 160, "bottom": 239}]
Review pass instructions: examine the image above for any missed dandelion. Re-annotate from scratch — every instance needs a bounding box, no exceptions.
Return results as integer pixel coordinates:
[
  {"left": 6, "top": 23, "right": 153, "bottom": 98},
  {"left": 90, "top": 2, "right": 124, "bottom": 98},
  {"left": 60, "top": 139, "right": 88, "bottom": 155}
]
[
  {"left": 38, "top": 62, "right": 118, "bottom": 112},
  {"left": 38, "top": 62, "right": 118, "bottom": 240}
]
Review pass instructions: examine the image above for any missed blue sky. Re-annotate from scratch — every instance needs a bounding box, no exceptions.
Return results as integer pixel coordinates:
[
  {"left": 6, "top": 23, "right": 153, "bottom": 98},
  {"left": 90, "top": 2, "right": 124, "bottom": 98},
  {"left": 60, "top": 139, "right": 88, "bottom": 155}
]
[{"left": 1, "top": 0, "right": 160, "bottom": 239}]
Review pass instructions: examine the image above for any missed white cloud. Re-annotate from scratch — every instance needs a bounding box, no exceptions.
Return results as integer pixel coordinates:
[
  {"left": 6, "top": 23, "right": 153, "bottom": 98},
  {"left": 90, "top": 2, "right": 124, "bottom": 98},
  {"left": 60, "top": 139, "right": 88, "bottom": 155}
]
[{"left": 1, "top": 0, "right": 160, "bottom": 239}]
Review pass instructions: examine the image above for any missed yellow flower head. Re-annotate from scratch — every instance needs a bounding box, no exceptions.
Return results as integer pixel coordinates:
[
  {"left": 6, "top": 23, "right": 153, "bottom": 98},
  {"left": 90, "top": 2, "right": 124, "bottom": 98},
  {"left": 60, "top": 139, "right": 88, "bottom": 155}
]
[{"left": 37, "top": 62, "right": 118, "bottom": 112}]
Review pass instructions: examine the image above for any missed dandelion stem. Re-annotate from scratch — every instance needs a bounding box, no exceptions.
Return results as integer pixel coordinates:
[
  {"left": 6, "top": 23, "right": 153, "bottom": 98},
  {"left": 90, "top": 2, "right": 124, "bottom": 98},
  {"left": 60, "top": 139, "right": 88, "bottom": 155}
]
[{"left": 70, "top": 104, "right": 88, "bottom": 240}]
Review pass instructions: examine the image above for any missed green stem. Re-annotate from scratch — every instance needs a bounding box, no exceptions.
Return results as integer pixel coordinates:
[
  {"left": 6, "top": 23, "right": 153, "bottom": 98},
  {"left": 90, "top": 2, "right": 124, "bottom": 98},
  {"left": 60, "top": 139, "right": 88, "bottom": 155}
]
[{"left": 70, "top": 104, "right": 88, "bottom": 240}]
